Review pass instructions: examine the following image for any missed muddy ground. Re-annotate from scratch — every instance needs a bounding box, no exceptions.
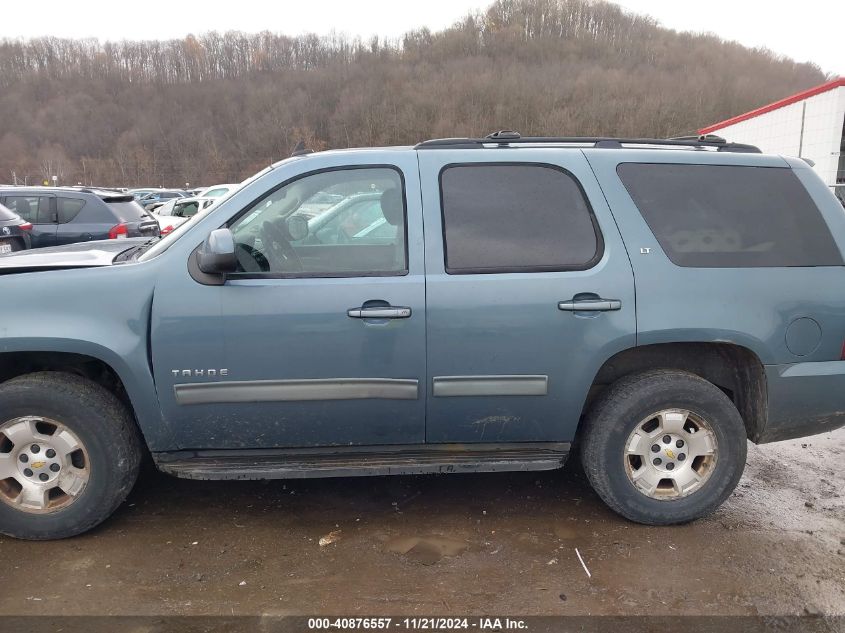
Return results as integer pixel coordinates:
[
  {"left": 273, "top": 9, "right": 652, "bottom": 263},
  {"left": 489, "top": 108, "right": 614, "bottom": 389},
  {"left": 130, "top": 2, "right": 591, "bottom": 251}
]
[{"left": 0, "top": 430, "right": 842, "bottom": 617}]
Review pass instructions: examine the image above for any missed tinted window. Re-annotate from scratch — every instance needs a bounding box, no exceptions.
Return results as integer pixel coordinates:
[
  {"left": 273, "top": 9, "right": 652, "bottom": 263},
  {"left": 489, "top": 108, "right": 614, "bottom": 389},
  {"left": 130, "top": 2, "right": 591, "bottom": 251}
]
[
  {"left": 440, "top": 164, "right": 600, "bottom": 274},
  {"left": 618, "top": 164, "right": 843, "bottom": 268},
  {"left": 57, "top": 198, "right": 86, "bottom": 223},
  {"left": 205, "top": 188, "right": 228, "bottom": 198},
  {"left": 229, "top": 167, "right": 407, "bottom": 276},
  {"left": 4, "top": 196, "right": 52, "bottom": 224},
  {"left": 107, "top": 200, "right": 146, "bottom": 221}
]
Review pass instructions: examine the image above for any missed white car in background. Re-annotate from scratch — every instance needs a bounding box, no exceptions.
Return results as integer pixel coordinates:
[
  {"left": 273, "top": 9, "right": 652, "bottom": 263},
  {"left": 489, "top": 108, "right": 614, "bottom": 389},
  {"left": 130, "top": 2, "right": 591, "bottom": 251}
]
[
  {"left": 196, "top": 183, "right": 239, "bottom": 198},
  {"left": 151, "top": 197, "right": 180, "bottom": 217},
  {"left": 154, "top": 196, "right": 216, "bottom": 235}
]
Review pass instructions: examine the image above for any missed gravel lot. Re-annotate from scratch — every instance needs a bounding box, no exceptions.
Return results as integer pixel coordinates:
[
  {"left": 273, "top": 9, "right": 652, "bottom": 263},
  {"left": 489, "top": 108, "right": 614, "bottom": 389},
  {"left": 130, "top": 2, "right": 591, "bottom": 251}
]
[{"left": 0, "top": 429, "right": 842, "bottom": 617}]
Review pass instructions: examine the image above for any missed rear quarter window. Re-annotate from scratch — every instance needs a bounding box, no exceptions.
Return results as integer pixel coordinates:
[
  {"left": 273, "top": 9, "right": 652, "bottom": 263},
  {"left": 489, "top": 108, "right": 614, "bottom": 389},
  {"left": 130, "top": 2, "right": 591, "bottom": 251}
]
[
  {"left": 57, "top": 197, "right": 86, "bottom": 223},
  {"left": 617, "top": 163, "right": 843, "bottom": 267}
]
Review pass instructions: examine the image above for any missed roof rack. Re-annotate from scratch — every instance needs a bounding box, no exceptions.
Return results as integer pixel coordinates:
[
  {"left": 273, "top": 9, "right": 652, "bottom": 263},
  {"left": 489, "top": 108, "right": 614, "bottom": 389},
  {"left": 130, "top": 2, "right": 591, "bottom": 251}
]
[{"left": 415, "top": 131, "right": 761, "bottom": 153}]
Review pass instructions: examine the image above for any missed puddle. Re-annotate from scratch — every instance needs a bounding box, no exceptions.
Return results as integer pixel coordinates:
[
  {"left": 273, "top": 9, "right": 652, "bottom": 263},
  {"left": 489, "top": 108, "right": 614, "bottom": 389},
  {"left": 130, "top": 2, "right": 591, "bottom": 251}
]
[
  {"left": 385, "top": 535, "right": 468, "bottom": 565},
  {"left": 554, "top": 525, "right": 579, "bottom": 540}
]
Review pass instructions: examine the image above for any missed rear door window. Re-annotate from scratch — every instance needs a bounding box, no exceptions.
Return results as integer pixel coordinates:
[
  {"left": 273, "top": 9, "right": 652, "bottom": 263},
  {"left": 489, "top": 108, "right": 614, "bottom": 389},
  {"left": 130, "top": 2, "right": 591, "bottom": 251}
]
[
  {"left": 618, "top": 163, "right": 843, "bottom": 267},
  {"left": 4, "top": 196, "right": 52, "bottom": 224},
  {"left": 439, "top": 164, "right": 601, "bottom": 274},
  {"left": 57, "top": 198, "right": 86, "bottom": 223}
]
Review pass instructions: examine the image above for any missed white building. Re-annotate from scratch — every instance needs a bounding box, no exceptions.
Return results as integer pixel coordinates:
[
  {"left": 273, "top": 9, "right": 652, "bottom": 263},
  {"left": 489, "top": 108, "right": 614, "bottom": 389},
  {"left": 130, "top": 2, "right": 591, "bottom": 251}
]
[{"left": 699, "top": 78, "right": 845, "bottom": 204}]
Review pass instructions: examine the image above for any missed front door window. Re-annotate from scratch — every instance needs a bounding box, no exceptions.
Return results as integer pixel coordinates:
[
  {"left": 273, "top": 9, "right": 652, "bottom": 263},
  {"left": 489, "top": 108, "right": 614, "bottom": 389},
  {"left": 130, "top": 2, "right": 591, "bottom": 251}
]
[{"left": 229, "top": 168, "right": 407, "bottom": 276}]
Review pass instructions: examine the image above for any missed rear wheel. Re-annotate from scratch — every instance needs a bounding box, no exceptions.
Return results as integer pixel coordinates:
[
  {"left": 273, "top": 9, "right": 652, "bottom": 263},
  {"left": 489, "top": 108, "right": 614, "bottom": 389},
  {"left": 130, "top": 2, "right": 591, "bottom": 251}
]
[
  {"left": 580, "top": 369, "right": 747, "bottom": 525},
  {"left": 0, "top": 372, "right": 142, "bottom": 539}
]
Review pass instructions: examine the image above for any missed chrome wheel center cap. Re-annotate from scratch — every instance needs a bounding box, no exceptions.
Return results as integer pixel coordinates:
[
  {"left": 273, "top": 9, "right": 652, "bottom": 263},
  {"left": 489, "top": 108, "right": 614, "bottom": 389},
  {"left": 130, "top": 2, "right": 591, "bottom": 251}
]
[{"left": 17, "top": 442, "right": 63, "bottom": 484}]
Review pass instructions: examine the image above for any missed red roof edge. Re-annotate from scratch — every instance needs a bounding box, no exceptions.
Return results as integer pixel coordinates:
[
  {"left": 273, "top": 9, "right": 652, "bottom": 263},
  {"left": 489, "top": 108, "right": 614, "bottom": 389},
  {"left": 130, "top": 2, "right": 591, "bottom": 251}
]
[{"left": 699, "top": 77, "right": 845, "bottom": 135}]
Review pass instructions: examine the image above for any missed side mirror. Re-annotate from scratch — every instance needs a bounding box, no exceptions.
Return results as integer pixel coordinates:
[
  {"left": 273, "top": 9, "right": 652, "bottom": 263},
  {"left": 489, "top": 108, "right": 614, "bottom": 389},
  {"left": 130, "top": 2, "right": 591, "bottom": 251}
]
[
  {"left": 286, "top": 215, "right": 309, "bottom": 241},
  {"left": 197, "top": 228, "right": 237, "bottom": 275}
]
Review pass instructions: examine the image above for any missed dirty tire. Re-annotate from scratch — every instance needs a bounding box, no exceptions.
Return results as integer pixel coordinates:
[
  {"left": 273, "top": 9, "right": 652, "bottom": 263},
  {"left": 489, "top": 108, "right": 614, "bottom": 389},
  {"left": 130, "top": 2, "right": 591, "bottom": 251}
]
[
  {"left": 0, "top": 372, "right": 142, "bottom": 540},
  {"left": 580, "top": 369, "right": 747, "bottom": 525}
]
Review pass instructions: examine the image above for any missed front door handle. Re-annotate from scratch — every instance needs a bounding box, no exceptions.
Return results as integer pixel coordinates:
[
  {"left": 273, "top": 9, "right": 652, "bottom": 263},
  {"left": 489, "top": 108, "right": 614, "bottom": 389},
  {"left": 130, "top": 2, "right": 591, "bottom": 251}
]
[
  {"left": 347, "top": 306, "right": 412, "bottom": 319},
  {"left": 558, "top": 299, "right": 621, "bottom": 312}
]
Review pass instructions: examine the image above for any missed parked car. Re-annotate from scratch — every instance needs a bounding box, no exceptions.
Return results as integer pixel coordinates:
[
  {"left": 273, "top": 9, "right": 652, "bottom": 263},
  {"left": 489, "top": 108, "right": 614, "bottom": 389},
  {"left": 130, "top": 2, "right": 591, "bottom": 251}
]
[
  {"left": 1, "top": 132, "right": 845, "bottom": 540},
  {"left": 138, "top": 190, "right": 188, "bottom": 211},
  {"left": 289, "top": 192, "right": 394, "bottom": 244},
  {"left": 155, "top": 196, "right": 216, "bottom": 235},
  {"left": 127, "top": 188, "right": 159, "bottom": 201},
  {"left": 0, "top": 187, "right": 160, "bottom": 248},
  {"left": 0, "top": 203, "right": 32, "bottom": 254},
  {"left": 195, "top": 183, "right": 239, "bottom": 198},
  {"left": 150, "top": 198, "right": 180, "bottom": 217}
]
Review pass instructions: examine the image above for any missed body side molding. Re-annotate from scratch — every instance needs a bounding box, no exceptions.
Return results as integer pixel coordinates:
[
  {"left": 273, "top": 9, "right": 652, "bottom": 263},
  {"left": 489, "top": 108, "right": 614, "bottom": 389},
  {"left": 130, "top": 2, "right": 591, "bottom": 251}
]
[
  {"left": 432, "top": 375, "right": 548, "bottom": 397},
  {"left": 174, "top": 377, "right": 419, "bottom": 405}
]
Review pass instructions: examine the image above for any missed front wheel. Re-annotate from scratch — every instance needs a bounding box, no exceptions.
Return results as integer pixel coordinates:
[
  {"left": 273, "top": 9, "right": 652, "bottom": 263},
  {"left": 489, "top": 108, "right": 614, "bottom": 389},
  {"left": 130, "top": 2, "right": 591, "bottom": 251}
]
[
  {"left": 0, "top": 372, "right": 142, "bottom": 539},
  {"left": 580, "top": 369, "right": 747, "bottom": 525}
]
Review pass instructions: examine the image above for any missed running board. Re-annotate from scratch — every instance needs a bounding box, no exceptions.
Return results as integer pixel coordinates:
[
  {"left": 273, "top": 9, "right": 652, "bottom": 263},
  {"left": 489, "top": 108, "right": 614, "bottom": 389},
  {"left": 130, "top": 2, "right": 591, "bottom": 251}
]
[{"left": 153, "top": 443, "right": 570, "bottom": 480}]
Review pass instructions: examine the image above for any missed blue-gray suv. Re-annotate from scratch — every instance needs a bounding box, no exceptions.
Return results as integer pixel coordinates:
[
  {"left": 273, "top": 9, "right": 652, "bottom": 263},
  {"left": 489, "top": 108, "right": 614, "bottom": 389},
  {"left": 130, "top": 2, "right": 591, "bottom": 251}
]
[{"left": 0, "top": 132, "right": 843, "bottom": 539}]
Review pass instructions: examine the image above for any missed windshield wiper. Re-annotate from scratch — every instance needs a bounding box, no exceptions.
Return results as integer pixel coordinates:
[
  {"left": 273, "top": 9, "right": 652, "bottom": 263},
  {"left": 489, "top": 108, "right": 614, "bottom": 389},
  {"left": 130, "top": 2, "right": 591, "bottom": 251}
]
[{"left": 114, "top": 237, "right": 161, "bottom": 262}]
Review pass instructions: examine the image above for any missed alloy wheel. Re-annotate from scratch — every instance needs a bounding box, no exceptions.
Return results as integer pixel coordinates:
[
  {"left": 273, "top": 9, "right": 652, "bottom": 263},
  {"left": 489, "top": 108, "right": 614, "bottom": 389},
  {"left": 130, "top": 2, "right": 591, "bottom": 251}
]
[
  {"left": 0, "top": 417, "right": 90, "bottom": 513},
  {"left": 623, "top": 409, "right": 718, "bottom": 500}
]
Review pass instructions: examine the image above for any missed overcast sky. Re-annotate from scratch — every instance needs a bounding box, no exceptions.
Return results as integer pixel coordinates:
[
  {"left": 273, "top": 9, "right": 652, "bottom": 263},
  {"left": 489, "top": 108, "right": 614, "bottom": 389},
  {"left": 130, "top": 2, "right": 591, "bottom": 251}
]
[{"left": 4, "top": 0, "right": 842, "bottom": 76}]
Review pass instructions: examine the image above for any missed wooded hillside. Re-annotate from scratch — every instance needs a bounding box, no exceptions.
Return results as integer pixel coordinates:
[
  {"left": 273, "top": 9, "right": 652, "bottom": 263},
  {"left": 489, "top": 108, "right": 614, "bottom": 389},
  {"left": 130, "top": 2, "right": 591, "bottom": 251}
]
[{"left": 0, "top": 0, "right": 826, "bottom": 186}]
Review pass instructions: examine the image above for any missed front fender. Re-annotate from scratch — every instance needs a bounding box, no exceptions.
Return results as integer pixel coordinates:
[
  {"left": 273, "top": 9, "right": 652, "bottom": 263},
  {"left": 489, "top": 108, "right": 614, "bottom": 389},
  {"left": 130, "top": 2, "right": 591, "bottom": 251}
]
[{"left": 0, "top": 262, "right": 174, "bottom": 450}]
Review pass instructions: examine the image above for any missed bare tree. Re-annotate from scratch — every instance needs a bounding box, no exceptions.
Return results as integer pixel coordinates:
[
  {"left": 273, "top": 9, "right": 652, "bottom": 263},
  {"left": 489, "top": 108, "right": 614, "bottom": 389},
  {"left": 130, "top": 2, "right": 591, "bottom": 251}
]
[{"left": 0, "top": 0, "right": 828, "bottom": 186}]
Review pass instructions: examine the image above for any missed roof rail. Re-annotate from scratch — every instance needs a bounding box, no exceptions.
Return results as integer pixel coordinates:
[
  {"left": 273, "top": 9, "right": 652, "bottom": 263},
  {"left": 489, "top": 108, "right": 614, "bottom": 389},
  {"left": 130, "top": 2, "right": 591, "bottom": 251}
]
[
  {"left": 291, "top": 139, "right": 314, "bottom": 157},
  {"left": 415, "top": 131, "right": 761, "bottom": 153}
]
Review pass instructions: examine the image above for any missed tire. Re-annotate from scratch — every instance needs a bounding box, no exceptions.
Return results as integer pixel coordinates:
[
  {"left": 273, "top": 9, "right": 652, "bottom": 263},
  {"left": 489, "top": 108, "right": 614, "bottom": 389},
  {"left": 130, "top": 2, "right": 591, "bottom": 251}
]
[
  {"left": 0, "top": 372, "right": 142, "bottom": 539},
  {"left": 580, "top": 369, "right": 747, "bottom": 525}
]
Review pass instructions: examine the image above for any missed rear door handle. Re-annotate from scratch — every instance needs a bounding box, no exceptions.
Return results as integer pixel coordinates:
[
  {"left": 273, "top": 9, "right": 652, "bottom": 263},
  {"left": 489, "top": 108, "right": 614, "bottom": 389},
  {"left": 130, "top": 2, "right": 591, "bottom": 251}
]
[
  {"left": 558, "top": 299, "right": 621, "bottom": 312},
  {"left": 347, "top": 306, "right": 412, "bottom": 319}
]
